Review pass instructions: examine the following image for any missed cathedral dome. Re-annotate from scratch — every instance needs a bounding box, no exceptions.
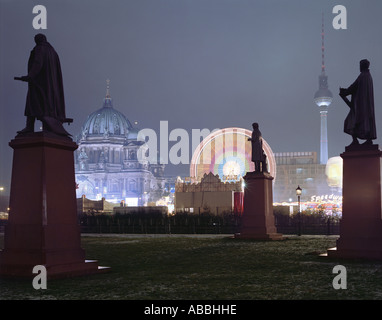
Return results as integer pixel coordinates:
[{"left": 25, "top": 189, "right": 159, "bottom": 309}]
[{"left": 80, "top": 82, "right": 133, "bottom": 139}]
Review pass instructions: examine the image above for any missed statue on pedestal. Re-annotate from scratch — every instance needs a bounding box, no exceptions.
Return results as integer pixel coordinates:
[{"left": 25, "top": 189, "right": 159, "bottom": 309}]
[
  {"left": 248, "top": 122, "right": 268, "bottom": 173},
  {"left": 339, "top": 59, "right": 377, "bottom": 147},
  {"left": 14, "top": 34, "right": 72, "bottom": 137}
]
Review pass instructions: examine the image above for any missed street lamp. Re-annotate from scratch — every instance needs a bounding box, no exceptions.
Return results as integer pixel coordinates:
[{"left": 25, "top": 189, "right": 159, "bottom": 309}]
[{"left": 296, "top": 185, "right": 302, "bottom": 236}]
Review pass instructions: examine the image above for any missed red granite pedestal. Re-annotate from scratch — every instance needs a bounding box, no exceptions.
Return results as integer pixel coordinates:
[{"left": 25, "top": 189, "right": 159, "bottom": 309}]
[
  {"left": 327, "top": 144, "right": 382, "bottom": 260},
  {"left": 236, "top": 172, "right": 283, "bottom": 240},
  {"left": 0, "top": 133, "right": 109, "bottom": 278}
]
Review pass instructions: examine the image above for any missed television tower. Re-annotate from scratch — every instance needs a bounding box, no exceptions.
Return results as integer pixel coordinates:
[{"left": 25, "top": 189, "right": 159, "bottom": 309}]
[{"left": 314, "top": 13, "right": 333, "bottom": 165}]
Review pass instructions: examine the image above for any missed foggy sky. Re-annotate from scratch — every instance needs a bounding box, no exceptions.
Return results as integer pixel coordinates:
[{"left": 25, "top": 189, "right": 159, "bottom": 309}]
[{"left": 1, "top": 0, "right": 382, "bottom": 193}]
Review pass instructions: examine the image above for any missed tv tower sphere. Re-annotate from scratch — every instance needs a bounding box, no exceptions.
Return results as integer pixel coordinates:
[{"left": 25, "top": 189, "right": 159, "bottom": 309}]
[{"left": 314, "top": 74, "right": 333, "bottom": 108}]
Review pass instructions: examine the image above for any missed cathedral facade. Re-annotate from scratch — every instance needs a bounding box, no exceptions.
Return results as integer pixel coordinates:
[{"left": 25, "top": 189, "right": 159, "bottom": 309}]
[{"left": 74, "top": 84, "right": 165, "bottom": 205}]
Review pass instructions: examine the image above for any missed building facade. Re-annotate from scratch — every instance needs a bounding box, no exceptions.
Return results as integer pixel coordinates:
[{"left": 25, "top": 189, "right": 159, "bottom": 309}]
[
  {"left": 74, "top": 83, "right": 166, "bottom": 205},
  {"left": 273, "top": 151, "right": 339, "bottom": 204},
  {"left": 175, "top": 172, "right": 243, "bottom": 215}
]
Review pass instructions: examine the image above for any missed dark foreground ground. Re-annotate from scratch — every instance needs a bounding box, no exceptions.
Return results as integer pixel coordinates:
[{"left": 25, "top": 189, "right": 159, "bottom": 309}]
[{"left": 0, "top": 233, "right": 382, "bottom": 300}]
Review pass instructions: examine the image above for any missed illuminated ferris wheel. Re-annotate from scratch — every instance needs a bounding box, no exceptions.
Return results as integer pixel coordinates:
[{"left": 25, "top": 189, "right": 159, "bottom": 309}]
[{"left": 190, "top": 127, "right": 276, "bottom": 182}]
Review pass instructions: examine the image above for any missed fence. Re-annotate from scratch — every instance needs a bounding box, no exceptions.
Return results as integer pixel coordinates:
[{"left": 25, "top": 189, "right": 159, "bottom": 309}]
[
  {"left": 274, "top": 214, "right": 340, "bottom": 235},
  {"left": 0, "top": 220, "right": 7, "bottom": 233},
  {"left": 0, "top": 212, "right": 340, "bottom": 235},
  {"left": 78, "top": 212, "right": 340, "bottom": 235},
  {"left": 79, "top": 212, "right": 241, "bottom": 234}
]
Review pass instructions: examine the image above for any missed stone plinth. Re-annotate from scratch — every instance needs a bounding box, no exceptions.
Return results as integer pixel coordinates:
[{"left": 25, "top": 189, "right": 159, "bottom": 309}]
[
  {"left": 327, "top": 144, "right": 382, "bottom": 260},
  {"left": 236, "top": 172, "right": 282, "bottom": 240},
  {"left": 0, "top": 133, "right": 109, "bottom": 278}
]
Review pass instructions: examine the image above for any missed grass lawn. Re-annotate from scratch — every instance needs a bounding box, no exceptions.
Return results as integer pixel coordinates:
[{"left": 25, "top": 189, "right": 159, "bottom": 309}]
[{"left": 1, "top": 233, "right": 382, "bottom": 300}]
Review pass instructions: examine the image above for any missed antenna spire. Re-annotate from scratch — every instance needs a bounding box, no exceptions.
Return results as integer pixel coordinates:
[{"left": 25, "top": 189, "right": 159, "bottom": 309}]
[
  {"left": 321, "top": 12, "right": 325, "bottom": 74},
  {"left": 106, "top": 79, "right": 111, "bottom": 98}
]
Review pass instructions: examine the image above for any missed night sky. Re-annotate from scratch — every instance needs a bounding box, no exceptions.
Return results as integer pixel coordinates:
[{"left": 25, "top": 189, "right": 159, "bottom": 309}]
[{"left": 1, "top": 0, "right": 382, "bottom": 193}]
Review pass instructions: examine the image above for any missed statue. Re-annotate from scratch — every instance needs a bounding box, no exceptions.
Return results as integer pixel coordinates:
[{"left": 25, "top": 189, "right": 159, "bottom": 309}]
[
  {"left": 339, "top": 59, "right": 377, "bottom": 147},
  {"left": 14, "top": 34, "right": 72, "bottom": 137},
  {"left": 248, "top": 123, "right": 268, "bottom": 173}
]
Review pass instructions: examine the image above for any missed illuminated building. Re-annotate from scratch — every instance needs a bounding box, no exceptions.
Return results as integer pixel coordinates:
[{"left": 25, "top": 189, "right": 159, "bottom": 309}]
[
  {"left": 77, "top": 195, "right": 115, "bottom": 215},
  {"left": 314, "top": 14, "right": 333, "bottom": 164},
  {"left": 273, "top": 152, "right": 326, "bottom": 202},
  {"left": 272, "top": 152, "right": 341, "bottom": 210},
  {"left": 325, "top": 156, "right": 343, "bottom": 189},
  {"left": 175, "top": 172, "right": 242, "bottom": 215},
  {"left": 74, "top": 81, "right": 166, "bottom": 205}
]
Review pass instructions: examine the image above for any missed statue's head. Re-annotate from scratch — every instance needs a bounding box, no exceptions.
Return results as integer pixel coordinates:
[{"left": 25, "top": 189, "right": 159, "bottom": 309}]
[
  {"left": 252, "top": 122, "right": 259, "bottom": 129},
  {"left": 34, "top": 33, "right": 47, "bottom": 44},
  {"left": 360, "top": 59, "right": 370, "bottom": 72}
]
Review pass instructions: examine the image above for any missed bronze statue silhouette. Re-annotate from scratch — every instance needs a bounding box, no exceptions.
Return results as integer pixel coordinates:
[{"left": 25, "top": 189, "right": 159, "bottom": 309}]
[
  {"left": 340, "top": 59, "right": 377, "bottom": 147},
  {"left": 248, "top": 123, "right": 268, "bottom": 173},
  {"left": 14, "top": 34, "right": 72, "bottom": 137}
]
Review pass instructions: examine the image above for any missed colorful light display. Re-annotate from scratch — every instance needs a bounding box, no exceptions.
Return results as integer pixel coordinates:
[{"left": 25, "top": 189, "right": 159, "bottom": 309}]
[
  {"left": 325, "top": 156, "right": 343, "bottom": 188},
  {"left": 190, "top": 127, "right": 276, "bottom": 181}
]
